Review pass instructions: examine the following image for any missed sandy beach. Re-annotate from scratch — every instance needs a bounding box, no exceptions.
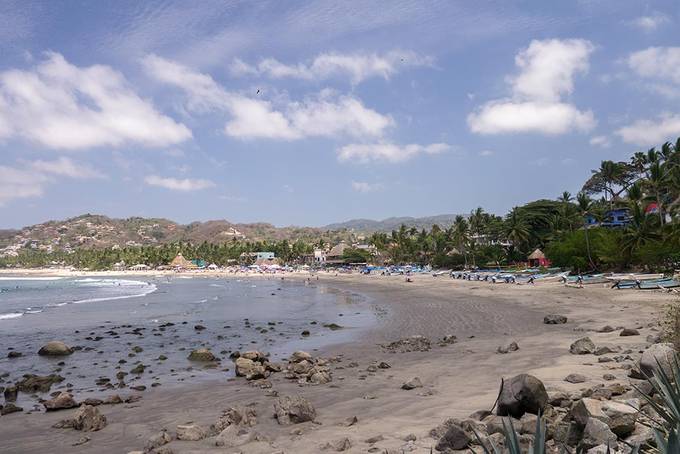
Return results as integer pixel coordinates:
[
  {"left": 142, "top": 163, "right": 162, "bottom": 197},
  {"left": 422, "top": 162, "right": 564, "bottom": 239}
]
[{"left": 0, "top": 270, "right": 673, "bottom": 453}]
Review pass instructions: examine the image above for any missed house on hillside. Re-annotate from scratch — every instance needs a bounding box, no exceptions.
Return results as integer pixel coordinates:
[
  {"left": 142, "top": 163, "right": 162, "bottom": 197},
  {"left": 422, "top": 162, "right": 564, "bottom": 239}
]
[{"left": 527, "top": 248, "right": 551, "bottom": 268}]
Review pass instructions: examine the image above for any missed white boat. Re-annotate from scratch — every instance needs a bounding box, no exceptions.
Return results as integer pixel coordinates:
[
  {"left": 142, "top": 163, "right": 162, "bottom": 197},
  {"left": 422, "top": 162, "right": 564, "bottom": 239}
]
[{"left": 605, "top": 273, "right": 665, "bottom": 282}]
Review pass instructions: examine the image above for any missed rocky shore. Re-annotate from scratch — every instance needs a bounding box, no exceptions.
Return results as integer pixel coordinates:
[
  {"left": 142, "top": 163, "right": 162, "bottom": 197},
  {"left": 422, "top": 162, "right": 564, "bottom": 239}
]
[{"left": 0, "top": 273, "right": 675, "bottom": 453}]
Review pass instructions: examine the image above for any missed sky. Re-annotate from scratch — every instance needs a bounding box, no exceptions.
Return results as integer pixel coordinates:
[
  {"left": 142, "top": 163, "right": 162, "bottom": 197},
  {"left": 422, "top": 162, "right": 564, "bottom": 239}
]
[{"left": 1, "top": 0, "right": 680, "bottom": 229}]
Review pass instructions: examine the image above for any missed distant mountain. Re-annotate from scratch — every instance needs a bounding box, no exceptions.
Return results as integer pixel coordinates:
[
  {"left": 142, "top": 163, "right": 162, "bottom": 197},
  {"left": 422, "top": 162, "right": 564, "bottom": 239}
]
[{"left": 324, "top": 214, "right": 462, "bottom": 233}]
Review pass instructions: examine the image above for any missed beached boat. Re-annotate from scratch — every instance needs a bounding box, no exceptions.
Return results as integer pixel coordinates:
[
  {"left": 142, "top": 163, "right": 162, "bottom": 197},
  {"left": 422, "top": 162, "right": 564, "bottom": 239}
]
[
  {"left": 611, "top": 277, "right": 680, "bottom": 290},
  {"left": 605, "top": 273, "right": 665, "bottom": 282}
]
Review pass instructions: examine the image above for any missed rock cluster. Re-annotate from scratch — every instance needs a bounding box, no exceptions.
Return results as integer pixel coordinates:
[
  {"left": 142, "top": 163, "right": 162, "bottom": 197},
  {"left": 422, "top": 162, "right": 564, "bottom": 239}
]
[
  {"left": 381, "top": 335, "right": 432, "bottom": 353},
  {"left": 284, "top": 351, "right": 332, "bottom": 385}
]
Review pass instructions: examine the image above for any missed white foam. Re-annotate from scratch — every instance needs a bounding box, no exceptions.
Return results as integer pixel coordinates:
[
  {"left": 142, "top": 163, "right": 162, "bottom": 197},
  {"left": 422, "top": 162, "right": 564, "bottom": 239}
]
[
  {"left": 72, "top": 283, "right": 157, "bottom": 304},
  {"left": 0, "top": 277, "right": 63, "bottom": 281},
  {"left": 0, "top": 312, "right": 23, "bottom": 320}
]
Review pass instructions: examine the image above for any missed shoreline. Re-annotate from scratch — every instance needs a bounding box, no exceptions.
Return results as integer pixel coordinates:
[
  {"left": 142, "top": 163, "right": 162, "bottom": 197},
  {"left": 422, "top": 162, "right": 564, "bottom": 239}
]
[{"left": 0, "top": 269, "right": 674, "bottom": 453}]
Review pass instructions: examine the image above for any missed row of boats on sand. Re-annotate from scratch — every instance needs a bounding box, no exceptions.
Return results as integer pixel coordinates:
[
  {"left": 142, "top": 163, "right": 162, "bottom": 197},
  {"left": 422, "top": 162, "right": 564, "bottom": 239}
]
[{"left": 445, "top": 269, "right": 680, "bottom": 290}]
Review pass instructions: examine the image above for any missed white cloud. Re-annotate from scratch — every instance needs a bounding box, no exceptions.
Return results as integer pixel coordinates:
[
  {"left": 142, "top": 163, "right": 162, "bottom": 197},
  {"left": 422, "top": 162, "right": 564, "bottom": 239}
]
[
  {"left": 144, "top": 175, "right": 215, "bottom": 192},
  {"left": 589, "top": 135, "right": 611, "bottom": 148},
  {"left": 29, "top": 157, "right": 106, "bottom": 179},
  {"left": 143, "top": 55, "right": 393, "bottom": 140},
  {"left": 230, "top": 50, "right": 433, "bottom": 84},
  {"left": 628, "top": 47, "right": 680, "bottom": 86},
  {"left": 0, "top": 158, "right": 104, "bottom": 205},
  {"left": 338, "top": 142, "right": 449, "bottom": 164},
  {"left": 629, "top": 13, "right": 669, "bottom": 32},
  {"left": 479, "top": 150, "right": 494, "bottom": 157},
  {"left": 0, "top": 52, "right": 191, "bottom": 150},
  {"left": 468, "top": 101, "right": 595, "bottom": 135},
  {"left": 468, "top": 39, "right": 595, "bottom": 135},
  {"left": 351, "top": 181, "right": 383, "bottom": 193},
  {"left": 617, "top": 113, "right": 680, "bottom": 146}
]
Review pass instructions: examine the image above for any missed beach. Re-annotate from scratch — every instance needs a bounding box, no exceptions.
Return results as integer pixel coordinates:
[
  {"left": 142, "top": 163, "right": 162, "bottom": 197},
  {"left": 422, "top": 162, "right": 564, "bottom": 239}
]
[{"left": 0, "top": 269, "right": 673, "bottom": 453}]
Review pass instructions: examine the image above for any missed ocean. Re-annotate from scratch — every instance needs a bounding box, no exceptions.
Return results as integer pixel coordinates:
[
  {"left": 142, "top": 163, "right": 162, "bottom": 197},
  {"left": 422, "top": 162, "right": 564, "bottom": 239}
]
[{"left": 0, "top": 275, "right": 375, "bottom": 407}]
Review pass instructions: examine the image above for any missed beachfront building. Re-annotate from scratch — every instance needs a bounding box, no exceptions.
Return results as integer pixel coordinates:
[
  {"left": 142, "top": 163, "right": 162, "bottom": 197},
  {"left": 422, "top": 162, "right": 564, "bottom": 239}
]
[
  {"left": 239, "top": 251, "right": 276, "bottom": 265},
  {"left": 170, "top": 253, "right": 197, "bottom": 270},
  {"left": 313, "top": 248, "right": 327, "bottom": 264},
  {"left": 130, "top": 263, "right": 150, "bottom": 271},
  {"left": 527, "top": 249, "right": 551, "bottom": 268},
  {"left": 325, "top": 242, "right": 349, "bottom": 265}
]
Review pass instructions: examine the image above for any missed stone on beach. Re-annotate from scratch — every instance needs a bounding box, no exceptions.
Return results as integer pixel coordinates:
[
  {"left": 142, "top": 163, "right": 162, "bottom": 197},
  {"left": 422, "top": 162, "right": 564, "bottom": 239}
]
[
  {"left": 619, "top": 328, "right": 639, "bottom": 336},
  {"left": 145, "top": 430, "right": 173, "bottom": 451},
  {"left": 544, "top": 314, "right": 568, "bottom": 324},
  {"left": 496, "top": 374, "right": 548, "bottom": 418},
  {"left": 54, "top": 405, "right": 107, "bottom": 431},
  {"left": 1, "top": 403, "right": 23, "bottom": 415},
  {"left": 187, "top": 348, "right": 216, "bottom": 362},
  {"left": 322, "top": 437, "right": 352, "bottom": 451},
  {"left": 234, "top": 357, "right": 266, "bottom": 380},
  {"left": 581, "top": 418, "right": 617, "bottom": 450},
  {"left": 273, "top": 395, "right": 316, "bottom": 425},
  {"left": 497, "top": 341, "right": 519, "bottom": 354},
  {"left": 639, "top": 342, "right": 676, "bottom": 378},
  {"left": 16, "top": 374, "right": 65, "bottom": 393},
  {"left": 38, "top": 341, "right": 73, "bottom": 356},
  {"left": 571, "top": 397, "right": 637, "bottom": 436},
  {"left": 564, "top": 373, "right": 587, "bottom": 384},
  {"left": 435, "top": 424, "right": 470, "bottom": 451},
  {"left": 570, "top": 337, "right": 596, "bottom": 355},
  {"left": 176, "top": 424, "right": 208, "bottom": 441},
  {"left": 43, "top": 392, "right": 78, "bottom": 411},
  {"left": 401, "top": 377, "right": 423, "bottom": 390}
]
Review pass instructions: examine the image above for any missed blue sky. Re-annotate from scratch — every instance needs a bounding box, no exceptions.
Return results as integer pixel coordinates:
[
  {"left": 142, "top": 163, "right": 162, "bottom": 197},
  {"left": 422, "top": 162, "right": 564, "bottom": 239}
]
[{"left": 1, "top": 0, "right": 680, "bottom": 228}]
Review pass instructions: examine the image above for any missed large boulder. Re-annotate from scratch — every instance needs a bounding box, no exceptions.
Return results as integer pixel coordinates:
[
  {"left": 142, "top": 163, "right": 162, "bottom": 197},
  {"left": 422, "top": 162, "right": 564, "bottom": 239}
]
[
  {"left": 640, "top": 343, "right": 676, "bottom": 378},
  {"left": 273, "top": 395, "right": 316, "bottom": 425},
  {"left": 570, "top": 337, "right": 596, "bottom": 355},
  {"left": 581, "top": 418, "right": 617, "bottom": 450},
  {"left": 234, "top": 357, "right": 266, "bottom": 380},
  {"left": 571, "top": 398, "right": 637, "bottom": 437},
  {"left": 43, "top": 392, "right": 78, "bottom": 411},
  {"left": 496, "top": 374, "right": 548, "bottom": 418},
  {"left": 435, "top": 424, "right": 470, "bottom": 451},
  {"left": 187, "top": 348, "right": 216, "bottom": 362},
  {"left": 544, "top": 315, "right": 568, "bottom": 325},
  {"left": 57, "top": 405, "right": 108, "bottom": 431},
  {"left": 38, "top": 341, "right": 73, "bottom": 356}
]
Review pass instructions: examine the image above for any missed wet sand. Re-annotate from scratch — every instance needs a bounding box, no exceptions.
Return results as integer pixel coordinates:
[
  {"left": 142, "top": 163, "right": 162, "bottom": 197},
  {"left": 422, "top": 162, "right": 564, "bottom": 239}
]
[{"left": 0, "top": 271, "right": 673, "bottom": 453}]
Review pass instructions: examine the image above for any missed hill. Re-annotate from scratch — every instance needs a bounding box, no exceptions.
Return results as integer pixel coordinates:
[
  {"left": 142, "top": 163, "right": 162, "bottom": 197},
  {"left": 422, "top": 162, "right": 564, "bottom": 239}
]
[{"left": 324, "top": 214, "right": 461, "bottom": 233}]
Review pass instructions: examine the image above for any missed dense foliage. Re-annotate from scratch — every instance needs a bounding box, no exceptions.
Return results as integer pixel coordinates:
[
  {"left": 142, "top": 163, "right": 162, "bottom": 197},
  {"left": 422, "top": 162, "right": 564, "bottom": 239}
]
[{"left": 3, "top": 138, "right": 680, "bottom": 272}]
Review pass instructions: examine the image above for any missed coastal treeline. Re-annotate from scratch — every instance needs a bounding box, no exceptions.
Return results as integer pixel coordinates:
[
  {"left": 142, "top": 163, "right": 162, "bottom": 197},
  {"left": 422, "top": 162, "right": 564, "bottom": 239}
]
[{"left": 2, "top": 138, "right": 680, "bottom": 272}]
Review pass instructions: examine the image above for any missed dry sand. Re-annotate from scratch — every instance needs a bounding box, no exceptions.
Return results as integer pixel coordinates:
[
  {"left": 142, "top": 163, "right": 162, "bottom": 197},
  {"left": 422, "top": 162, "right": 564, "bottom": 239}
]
[{"left": 0, "top": 270, "right": 674, "bottom": 453}]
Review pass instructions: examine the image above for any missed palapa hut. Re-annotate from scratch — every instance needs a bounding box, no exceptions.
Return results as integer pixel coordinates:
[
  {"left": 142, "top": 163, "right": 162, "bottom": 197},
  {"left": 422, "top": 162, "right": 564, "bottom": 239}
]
[
  {"left": 170, "top": 253, "right": 197, "bottom": 270},
  {"left": 325, "top": 242, "right": 350, "bottom": 265},
  {"left": 527, "top": 248, "right": 550, "bottom": 268}
]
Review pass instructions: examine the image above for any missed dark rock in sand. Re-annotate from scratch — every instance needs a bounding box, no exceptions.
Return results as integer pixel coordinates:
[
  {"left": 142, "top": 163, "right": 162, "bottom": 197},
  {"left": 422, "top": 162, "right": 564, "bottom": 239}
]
[
  {"left": 544, "top": 314, "right": 568, "bottom": 324},
  {"left": 4, "top": 385, "right": 18, "bottom": 402},
  {"left": 7, "top": 351, "right": 22, "bottom": 358},
  {"left": 570, "top": 337, "right": 596, "bottom": 355},
  {"left": 401, "top": 377, "right": 423, "bottom": 390},
  {"left": 1, "top": 403, "right": 23, "bottom": 415},
  {"left": 301, "top": 330, "right": 310, "bottom": 336},
  {"left": 564, "top": 373, "right": 587, "bottom": 384},
  {"left": 38, "top": 341, "right": 73, "bottom": 356},
  {"left": 497, "top": 374, "right": 548, "bottom": 418},
  {"left": 497, "top": 341, "right": 520, "bottom": 354},
  {"left": 130, "top": 364, "right": 145, "bottom": 374},
  {"left": 55, "top": 405, "right": 107, "bottom": 431},
  {"left": 435, "top": 424, "right": 470, "bottom": 451},
  {"left": 274, "top": 395, "right": 316, "bottom": 425},
  {"left": 620, "top": 328, "right": 640, "bottom": 336},
  {"left": 194, "top": 324, "right": 206, "bottom": 331},
  {"left": 103, "top": 395, "right": 123, "bottom": 405},
  {"left": 44, "top": 392, "right": 78, "bottom": 411},
  {"left": 597, "top": 325, "right": 615, "bottom": 333},
  {"left": 323, "top": 323, "right": 343, "bottom": 330},
  {"left": 82, "top": 398, "right": 103, "bottom": 406}
]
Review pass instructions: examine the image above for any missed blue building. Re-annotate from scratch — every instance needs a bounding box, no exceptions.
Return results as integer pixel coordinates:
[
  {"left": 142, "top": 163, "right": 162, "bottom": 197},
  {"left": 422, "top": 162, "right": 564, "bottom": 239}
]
[{"left": 585, "top": 208, "right": 631, "bottom": 228}]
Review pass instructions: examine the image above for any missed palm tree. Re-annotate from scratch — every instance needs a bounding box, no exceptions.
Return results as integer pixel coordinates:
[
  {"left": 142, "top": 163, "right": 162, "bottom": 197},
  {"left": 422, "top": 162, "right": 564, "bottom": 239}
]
[
  {"left": 576, "top": 192, "right": 596, "bottom": 270},
  {"left": 647, "top": 161, "right": 667, "bottom": 225},
  {"left": 503, "top": 208, "right": 530, "bottom": 258},
  {"left": 452, "top": 215, "right": 470, "bottom": 267}
]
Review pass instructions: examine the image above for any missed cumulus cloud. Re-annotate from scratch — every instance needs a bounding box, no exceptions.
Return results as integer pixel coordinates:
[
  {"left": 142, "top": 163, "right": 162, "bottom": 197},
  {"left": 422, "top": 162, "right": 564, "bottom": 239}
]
[
  {"left": 628, "top": 47, "right": 680, "bottom": 89},
  {"left": 0, "top": 52, "right": 191, "bottom": 150},
  {"left": 468, "top": 39, "right": 595, "bottom": 135},
  {"left": 617, "top": 113, "right": 680, "bottom": 146},
  {"left": 351, "top": 181, "right": 383, "bottom": 193},
  {"left": 0, "top": 158, "right": 104, "bottom": 205},
  {"left": 629, "top": 13, "right": 669, "bottom": 32},
  {"left": 230, "top": 50, "right": 433, "bottom": 84},
  {"left": 144, "top": 175, "right": 215, "bottom": 191},
  {"left": 143, "top": 55, "right": 393, "bottom": 140},
  {"left": 338, "top": 142, "right": 449, "bottom": 164},
  {"left": 589, "top": 135, "right": 611, "bottom": 148}
]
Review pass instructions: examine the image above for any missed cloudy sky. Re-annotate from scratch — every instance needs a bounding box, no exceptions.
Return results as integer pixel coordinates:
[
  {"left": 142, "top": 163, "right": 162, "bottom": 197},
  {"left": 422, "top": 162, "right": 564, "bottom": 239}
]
[{"left": 1, "top": 0, "right": 679, "bottom": 228}]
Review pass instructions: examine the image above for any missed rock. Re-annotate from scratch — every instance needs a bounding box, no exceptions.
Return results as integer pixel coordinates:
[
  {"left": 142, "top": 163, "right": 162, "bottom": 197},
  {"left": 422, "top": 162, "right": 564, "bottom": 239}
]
[
  {"left": 44, "top": 392, "right": 78, "bottom": 411},
  {"left": 594, "top": 346, "right": 619, "bottom": 356},
  {"left": 16, "top": 374, "right": 65, "bottom": 393},
  {"left": 581, "top": 418, "right": 617, "bottom": 450},
  {"left": 469, "top": 409, "right": 492, "bottom": 421},
  {"left": 342, "top": 416, "right": 358, "bottom": 427},
  {"left": 544, "top": 315, "right": 568, "bottom": 324},
  {"left": 620, "top": 328, "right": 639, "bottom": 336},
  {"left": 496, "top": 374, "right": 548, "bottom": 418},
  {"left": 549, "top": 391, "right": 571, "bottom": 408},
  {"left": 378, "top": 361, "right": 391, "bottom": 369},
  {"left": 103, "top": 394, "right": 123, "bottom": 405},
  {"left": 401, "top": 377, "right": 423, "bottom": 390},
  {"left": 3, "top": 385, "right": 18, "bottom": 402},
  {"left": 289, "top": 351, "right": 313, "bottom": 363},
  {"left": 497, "top": 342, "right": 520, "bottom": 354},
  {"left": 214, "top": 406, "right": 258, "bottom": 431},
  {"left": 235, "top": 357, "right": 266, "bottom": 380},
  {"left": 130, "top": 364, "right": 145, "bottom": 374},
  {"left": 241, "top": 350, "right": 267, "bottom": 362},
  {"left": 640, "top": 343, "right": 676, "bottom": 378},
  {"left": 176, "top": 424, "right": 208, "bottom": 441},
  {"left": 187, "top": 348, "right": 216, "bottom": 362},
  {"left": 38, "top": 341, "right": 73, "bottom": 356},
  {"left": 381, "top": 335, "right": 431, "bottom": 353},
  {"left": 309, "top": 370, "right": 332, "bottom": 384},
  {"left": 365, "top": 435, "right": 385, "bottom": 444},
  {"left": 214, "top": 424, "right": 254, "bottom": 447},
  {"left": 70, "top": 405, "right": 107, "bottom": 431},
  {"left": 7, "top": 351, "right": 22, "bottom": 358},
  {"left": 194, "top": 324, "right": 206, "bottom": 331},
  {"left": 322, "top": 437, "right": 352, "bottom": 451},
  {"left": 273, "top": 395, "right": 316, "bottom": 425},
  {"left": 571, "top": 398, "right": 637, "bottom": 436},
  {"left": 564, "top": 373, "right": 587, "bottom": 384},
  {"left": 625, "top": 424, "right": 655, "bottom": 450},
  {"left": 0, "top": 403, "right": 23, "bottom": 415},
  {"left": 597, "top": 325, "right": 615, "bottom": 333},
  {"left": 570, "top": 337, "right": 596, "bottom": 355},
  {"left": 435, "top": 424, "right": 470, "bottom": 451},
  {"left": 145, "top": 430, "right": 173, "bottom": 451},
  {"left": 82, "top": 398, "right": 103, "bottom": 406}
]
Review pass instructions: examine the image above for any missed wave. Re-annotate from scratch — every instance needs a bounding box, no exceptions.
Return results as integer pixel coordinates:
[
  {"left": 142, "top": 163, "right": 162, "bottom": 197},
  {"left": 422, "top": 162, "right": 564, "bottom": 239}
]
[
  {"left": 74, "top": 278, "right": 152, "bottom": 288},
  {"left": 72, "top": 283, "right": 157, "bottom": 305},
  {"left": 0, "top": 312, "right": 23, "bottom": 320}
]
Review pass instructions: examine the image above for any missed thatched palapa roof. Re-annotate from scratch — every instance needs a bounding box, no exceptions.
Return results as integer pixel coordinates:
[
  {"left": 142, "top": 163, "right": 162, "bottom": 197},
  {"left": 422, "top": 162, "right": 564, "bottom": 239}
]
[{"left": 527, "top": 248, "right": 545, "bottom": 260}]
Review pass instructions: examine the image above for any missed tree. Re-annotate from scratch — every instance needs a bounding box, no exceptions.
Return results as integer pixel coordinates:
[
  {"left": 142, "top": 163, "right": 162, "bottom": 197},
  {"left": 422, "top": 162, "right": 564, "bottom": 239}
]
[{"left": 576, "top": 192, "right": 596, "bottom": 270}]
